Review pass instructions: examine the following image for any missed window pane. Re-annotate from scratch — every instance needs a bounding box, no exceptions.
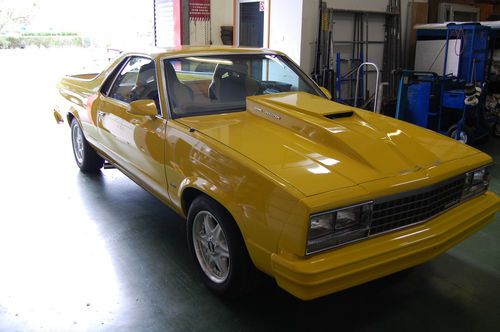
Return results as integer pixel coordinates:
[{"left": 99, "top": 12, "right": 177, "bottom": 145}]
[
  {"left": 108, "top": 57, "right": 158, "bottom": 108},
  {"left": 164, "top": 54, "right": 320, "bottom": 117}
]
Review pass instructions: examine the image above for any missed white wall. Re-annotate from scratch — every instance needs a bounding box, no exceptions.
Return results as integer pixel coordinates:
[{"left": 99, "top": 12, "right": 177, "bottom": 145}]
[
  {"left": 211, "top": 0, "right": 233, "bottom": 44},
  {"left": 190, "top": 0, "right": 233, "bottom": 45},
  {"left": 269, "top": 0, "right": 304, "bottom": 64},
  {"left": 300, "top": 1, "right": 318, "bottom": 74}
]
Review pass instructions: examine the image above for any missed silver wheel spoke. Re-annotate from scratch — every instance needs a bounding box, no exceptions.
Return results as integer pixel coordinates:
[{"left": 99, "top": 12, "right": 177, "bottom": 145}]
[
  {"left": 72, "top": 125, "right": 84, "bottom": 164},
  {"left": 217, "top": 242, "right": 230, "bottom": 259},
  {"left": 215, "top": 254, "right": 229, "bottom": 276},
  {"left": 213, "top": 224, "right": 222, "bottom": 241},
  {"left": 203, "top": 214, "right": 215, "bottom": 235},
  {"left": 198, "top": 232, "right": 209, "bottom": 246},
  {"left": 213, "top": 256, "right": 224, "bottom": 275},
  {"left": 192, "top": 210, "right": 231, "bottom": 284}
]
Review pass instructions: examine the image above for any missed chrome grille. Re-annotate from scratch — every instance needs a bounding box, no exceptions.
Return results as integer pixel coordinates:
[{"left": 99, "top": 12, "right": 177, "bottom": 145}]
[{"left": 370, "top": 176, "right": 466, "bottom": 235}]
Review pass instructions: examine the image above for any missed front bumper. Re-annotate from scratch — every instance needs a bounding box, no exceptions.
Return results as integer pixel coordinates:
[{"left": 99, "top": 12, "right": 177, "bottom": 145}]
[{"left": 271, "top": 191, "right": 500, "bottom": 300}]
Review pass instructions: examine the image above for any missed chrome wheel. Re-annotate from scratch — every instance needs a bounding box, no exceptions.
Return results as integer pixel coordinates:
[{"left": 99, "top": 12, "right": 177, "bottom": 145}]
[
  {"left": 192, "top": 210, "right": 230, "bottom": 284},
  {"left": 72, "top": 123, "right": 84, "bottom": 164}
]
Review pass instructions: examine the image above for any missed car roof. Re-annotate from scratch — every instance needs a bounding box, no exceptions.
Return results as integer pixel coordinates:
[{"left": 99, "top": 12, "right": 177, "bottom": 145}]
[{"left": 122, "top": 45, "right": 282, "bottom": 60}]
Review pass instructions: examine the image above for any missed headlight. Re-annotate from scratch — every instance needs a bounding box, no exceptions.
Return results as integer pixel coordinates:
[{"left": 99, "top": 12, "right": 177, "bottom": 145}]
[
  {"left": 307, "top": 202, "right": 372, "bottom": 255},
  {"left": 462, "top": 166, "right": 490, "bottom": 200}
]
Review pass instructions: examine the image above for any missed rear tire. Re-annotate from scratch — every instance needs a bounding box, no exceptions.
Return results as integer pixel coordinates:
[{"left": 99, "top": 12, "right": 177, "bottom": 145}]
[
  {"left": 187, "top": 195, "right": 254, "bottom": 298},
  {"left": 70, "top": 119, "right": 104, "bottom": 172}
]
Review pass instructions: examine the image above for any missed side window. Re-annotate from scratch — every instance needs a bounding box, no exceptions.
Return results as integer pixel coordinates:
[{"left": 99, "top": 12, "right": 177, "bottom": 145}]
[
  {"left": 108, "top": 57, "right": 159, "bottom": 109},
  {"left": 100, "top": 58, "right": 127, "bottom": 95}
]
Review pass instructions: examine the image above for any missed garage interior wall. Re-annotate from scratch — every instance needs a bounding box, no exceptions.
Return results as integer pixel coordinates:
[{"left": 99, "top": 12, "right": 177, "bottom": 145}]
[
  {"left": 155, "top": 0, "right": 181, "bottom": 47},
  {"left": 269, "top": 0, "right": 304, "bottom": 65},
  {"left": 211, "top": 0, "right": 233, "bottom": 44},
  {"left": 299, "top": 0, "right": 429, "bottom": 76},
  {"left": 189, "top": 0, "right": 428, "bottom": 80},
  {"left": 189, "top": 0, "right": 233, "bottom": 45}
]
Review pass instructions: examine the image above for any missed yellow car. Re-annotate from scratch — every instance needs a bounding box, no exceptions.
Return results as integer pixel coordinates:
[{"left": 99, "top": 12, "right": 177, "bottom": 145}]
[{"left": 55, "top": 46, "right": 500, "bottom": 300}]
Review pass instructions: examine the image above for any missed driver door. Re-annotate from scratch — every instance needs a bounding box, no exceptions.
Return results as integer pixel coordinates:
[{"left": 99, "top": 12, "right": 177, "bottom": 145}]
[{"left": 98, "top": 56, "right": 169, "bottom": 197}]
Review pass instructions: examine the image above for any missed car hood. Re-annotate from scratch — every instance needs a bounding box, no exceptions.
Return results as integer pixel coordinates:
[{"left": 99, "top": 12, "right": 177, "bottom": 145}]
[{"left": 177, "top": 92, "right": 479, "bottom": 196}]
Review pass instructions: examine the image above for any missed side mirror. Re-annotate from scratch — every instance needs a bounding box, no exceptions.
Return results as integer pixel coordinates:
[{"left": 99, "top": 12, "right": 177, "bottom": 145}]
[
  {"left": 320, "top": 87, "right": 332, "bottom": 100},
  {"left": 127, "top": 99, "right": 158, "bottom": 117}
]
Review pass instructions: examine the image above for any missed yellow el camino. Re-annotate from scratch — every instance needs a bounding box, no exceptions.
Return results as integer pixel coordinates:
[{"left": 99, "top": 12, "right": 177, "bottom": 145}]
[{"left": 54, "top": 46, "right": 500, "bottom": 300}]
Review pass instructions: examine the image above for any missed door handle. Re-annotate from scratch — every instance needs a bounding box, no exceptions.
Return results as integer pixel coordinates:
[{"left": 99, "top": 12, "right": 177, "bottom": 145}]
[{"left": 97, "top": 111, "right": 106, "bottom": 122}]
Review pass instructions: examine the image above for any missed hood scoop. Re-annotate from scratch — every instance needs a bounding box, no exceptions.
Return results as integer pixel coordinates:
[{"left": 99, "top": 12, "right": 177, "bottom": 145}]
[
  {"left": 244, "top": 92, "right": 442, "bottom": 177},
  {"left": 324, "top": 111, "right": 354, "bottom": 120}
]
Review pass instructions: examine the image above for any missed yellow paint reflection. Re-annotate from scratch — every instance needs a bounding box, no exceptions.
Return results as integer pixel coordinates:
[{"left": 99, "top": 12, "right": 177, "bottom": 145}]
[
  {"left": 387, "top": 129, "right": 402, "bottom": 139},
  {"left": 308, "top": 153, "right": 339, "bottom": 166},
  {"left": 308, "top": 165, "right": 331, "bottom": 174},
  {"left": 318, "top": 157, "right": 339, "bottom": 166}
]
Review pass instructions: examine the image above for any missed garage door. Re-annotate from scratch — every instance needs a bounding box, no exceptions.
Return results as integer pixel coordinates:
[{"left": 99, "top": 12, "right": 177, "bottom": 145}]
[{"left": 154, "top": 0, "right": 175, "bottom": 47}]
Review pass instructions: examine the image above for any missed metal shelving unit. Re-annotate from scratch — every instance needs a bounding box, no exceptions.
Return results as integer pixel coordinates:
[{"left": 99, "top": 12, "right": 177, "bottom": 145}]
[{"left": 329, "top": 1, "right": 402, "bottom": 110}]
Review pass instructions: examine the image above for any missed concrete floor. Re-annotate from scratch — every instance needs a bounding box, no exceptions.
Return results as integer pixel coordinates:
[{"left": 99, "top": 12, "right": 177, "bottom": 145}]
[{"left": 0, "top": 49, "right": 499, "bottom": 331}]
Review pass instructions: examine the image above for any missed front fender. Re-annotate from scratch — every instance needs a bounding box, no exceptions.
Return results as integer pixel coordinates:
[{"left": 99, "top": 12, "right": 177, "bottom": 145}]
[
  {"left": 167, "top": 121, "right": 304, "bottom": 275},
  {"left": 178, "top": 177, "right": 246, "bottom": 230},
  {"left": 178, "top": 175, "right": 303, "bottom": 276}
]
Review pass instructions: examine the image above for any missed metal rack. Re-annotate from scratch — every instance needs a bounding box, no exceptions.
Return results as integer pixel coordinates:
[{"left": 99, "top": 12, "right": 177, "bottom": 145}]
[
  {"left": 335, "top": 53, "right": 364, "bottom": 105},
  {"left": 383, "top": 0, "right": 402, "bottom": 98},
  {"left": 328, "top": 1, "right": 402, "bottom": 110}
]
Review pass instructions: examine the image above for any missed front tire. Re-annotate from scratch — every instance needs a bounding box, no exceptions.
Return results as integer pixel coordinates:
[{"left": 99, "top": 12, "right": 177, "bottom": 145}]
[
  {"left": 70, "top": 119, "right": 104, "bottom": 172},
  {"left": 187, "top": 195, "right": 254, "bottom": 297}
]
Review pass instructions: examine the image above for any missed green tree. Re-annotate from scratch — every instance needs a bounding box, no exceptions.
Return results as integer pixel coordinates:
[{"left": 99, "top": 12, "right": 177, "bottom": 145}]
[{"left": 0, "top": 0, "right": 39, "bottom": 34}]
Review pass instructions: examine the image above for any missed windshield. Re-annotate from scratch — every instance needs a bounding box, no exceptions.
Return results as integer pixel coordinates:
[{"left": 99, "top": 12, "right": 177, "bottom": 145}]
[{"left": 163, "top": 54, "right": 322, "bottom": 117}]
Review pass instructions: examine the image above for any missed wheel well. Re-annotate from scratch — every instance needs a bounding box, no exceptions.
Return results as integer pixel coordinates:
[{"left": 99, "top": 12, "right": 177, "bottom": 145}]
[
  {"left": 67, "top": 112, "right": 75, "bottom": 127},
  {"left": 181, "top": 188, "right": 236, "bottom": 225},
  {"left": 182, "top": 187, "right": 254, "bottom": 271},
  {"left": 181, "top": 187, "right": 205, "bottom": 216}
]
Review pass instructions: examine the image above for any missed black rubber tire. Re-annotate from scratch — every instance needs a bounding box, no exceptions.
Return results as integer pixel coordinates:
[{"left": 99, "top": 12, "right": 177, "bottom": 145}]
[
  {"left": 187, "top": 195, "right": 254, "bottom": 298},
  {"left": 447, "top": 124, "right": 474, "bottom": 144},
  {"left": 70, "top": 119, "right": 104, "bottom": 172}
]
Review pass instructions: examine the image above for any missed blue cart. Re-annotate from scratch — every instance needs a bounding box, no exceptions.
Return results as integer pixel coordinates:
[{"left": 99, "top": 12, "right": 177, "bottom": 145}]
[{"left": 396, "top": 23, "right": 492, "bottom": 144}]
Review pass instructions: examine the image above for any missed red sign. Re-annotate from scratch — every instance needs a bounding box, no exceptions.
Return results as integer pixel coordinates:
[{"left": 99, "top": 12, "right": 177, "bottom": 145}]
[
  {"left": 259, "top": 1, "right": 265, "bottom": 12},
  {"left": 189, "top": 0, "right": 211, "bottom": 21}
]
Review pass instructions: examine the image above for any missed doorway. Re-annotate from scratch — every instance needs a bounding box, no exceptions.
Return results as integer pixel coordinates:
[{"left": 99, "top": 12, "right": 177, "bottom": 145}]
[{"left": 235, "top": 0, "right": 269, "bottom": 48}]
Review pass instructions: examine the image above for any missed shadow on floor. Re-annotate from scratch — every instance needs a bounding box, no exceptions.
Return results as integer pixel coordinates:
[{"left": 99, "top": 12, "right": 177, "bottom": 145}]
[{"left": 62, "top": 169, "right": 500, "bottom": 331}]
